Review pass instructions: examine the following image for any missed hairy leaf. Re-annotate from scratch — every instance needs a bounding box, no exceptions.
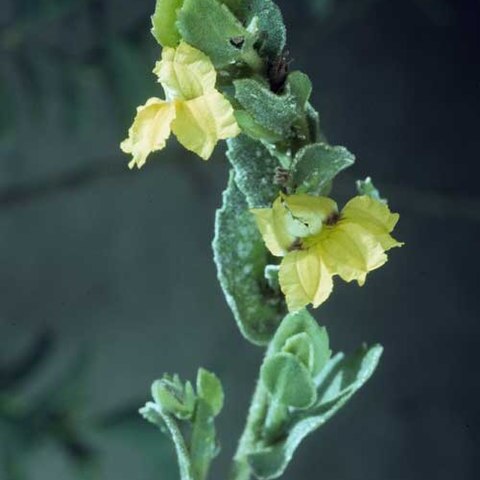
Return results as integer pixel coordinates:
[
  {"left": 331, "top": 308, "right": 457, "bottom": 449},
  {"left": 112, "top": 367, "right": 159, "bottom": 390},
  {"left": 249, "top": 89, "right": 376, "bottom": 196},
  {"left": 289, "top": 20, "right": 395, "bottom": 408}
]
[
  {"left": 197, "top": 368, "right": 224, "bottom": 417},
  {"left": 213, "top": 173, "right": 286, "bottom": 345},
  {"left": 261, "top": 353, "right": 317, "bottom": 409},
  {"left": 227, "top": 135, "right": 280, "bottom": 208},
  {"left": 291, "top": 143, "right": 355, "bottom": 195},
  {"left": 178, "top": 0, "right": 247, "bottom": 67},
  {"left": 269, "top": 309, "right": 330, "bottom": 376},
  {"left": 248, "top": 344, "right": 383, "bottom": 479},
  {"left": 250, "top": 0, "right": 287, "bottom": 60},
  {"left": 234, "top": 78, "right": 299, "bottom": 137}
]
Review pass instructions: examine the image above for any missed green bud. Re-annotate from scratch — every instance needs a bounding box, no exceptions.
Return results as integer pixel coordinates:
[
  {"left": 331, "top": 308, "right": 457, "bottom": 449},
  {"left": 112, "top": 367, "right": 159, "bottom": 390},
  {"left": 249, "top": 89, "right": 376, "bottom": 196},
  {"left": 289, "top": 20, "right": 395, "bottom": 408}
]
[{"left": 152, "top": 375, "right": 196, "bottom": 420}]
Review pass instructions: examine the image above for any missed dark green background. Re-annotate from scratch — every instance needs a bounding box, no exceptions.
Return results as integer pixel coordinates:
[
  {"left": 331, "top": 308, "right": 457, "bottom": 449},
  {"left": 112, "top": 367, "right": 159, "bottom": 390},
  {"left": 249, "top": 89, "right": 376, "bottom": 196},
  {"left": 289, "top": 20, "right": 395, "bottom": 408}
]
[{"left": 1, "top": 0, "right": 479, "bottom": 479}]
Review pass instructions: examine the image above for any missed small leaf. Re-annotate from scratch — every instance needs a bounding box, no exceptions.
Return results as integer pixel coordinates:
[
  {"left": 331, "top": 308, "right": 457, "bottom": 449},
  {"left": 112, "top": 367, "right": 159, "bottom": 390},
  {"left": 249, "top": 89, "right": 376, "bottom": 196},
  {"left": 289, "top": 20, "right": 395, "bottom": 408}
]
[
  {"left": 305, "top": 102, "right": 326, "bottom": 143},
  {"left": 151, "top": 0, "right": 184, "bottom": 47},
  {"left": 178, "top": 0, "right": 247, "bottom": 68},
  {"left": 261, "top": 353, "right": 317, "bottom": 409},
  {"left": 248, "top": 344, "right": 383, "bottom": 479},
  {"left": 190, "top": 399, "right": 219, "bottom": 480},
  {"left": 196, "top": 369, "right": 224, "bottom": 417},
  {"left": 356, "top": 176, "right": 386, "bottom": 203},
  {"left": 291, "top": 143, "right": 355, "bottom": 195},
  {"left": 287, "top": 71, "right": 312, "bottom": 111},
  {"left": 282, "top": 333, "right": 314, "bottom": 372},
  {"left": 234, "top": 110, "right": 283, "bottom": 144},
  {"left": 234, "top": 78, "right": 298, "bottom": 137},
  {"left": 227, "top": 135, "right": 280, "bottom": 208},
  {"left": 152, "top": 376, "right": 196, "bottom": 420},
  {"left": 270, "top": 310, "right": 330, "bottom": 377},
  {"left": 213, "top": 173, "right": 286, "bottom": 345},
  {"left": 250, "top": 0, "right": 287, "bottom": 60}
]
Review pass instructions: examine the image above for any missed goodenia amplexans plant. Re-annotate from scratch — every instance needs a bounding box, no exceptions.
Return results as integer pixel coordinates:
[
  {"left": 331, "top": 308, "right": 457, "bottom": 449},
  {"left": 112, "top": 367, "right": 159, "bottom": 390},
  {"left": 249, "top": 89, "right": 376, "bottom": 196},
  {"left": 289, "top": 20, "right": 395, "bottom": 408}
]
[{"left": 125, "top": 1, "right": 403, "bottom": 479}]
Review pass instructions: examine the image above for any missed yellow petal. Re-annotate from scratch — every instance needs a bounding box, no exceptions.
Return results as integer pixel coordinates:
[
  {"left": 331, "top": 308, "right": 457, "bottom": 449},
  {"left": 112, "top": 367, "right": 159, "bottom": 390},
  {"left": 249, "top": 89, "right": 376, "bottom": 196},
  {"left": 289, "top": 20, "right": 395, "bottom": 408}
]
[
  {"left": 283, "top": 194, "right": 338, "bottom": 238},
  {"left": 320, "top": 223, "right": 387, "bottom": 285},
  {"left": 251, "top": 199, "right": 296, "bottom": 257},
  {"left": 279, "top": 247, "right": 334, "bottom": 312},
  {"left": 153, "top": 42, "right": 217, "bottom": 100},
  {"left": 341, "top": 195, "right": 402, "bottom": 251},
  {"left": 121, "top": 98, "right": 176, "bottom": 169},
  {"left": 171, "top": 92, "right": 240, "bottom": 160}
]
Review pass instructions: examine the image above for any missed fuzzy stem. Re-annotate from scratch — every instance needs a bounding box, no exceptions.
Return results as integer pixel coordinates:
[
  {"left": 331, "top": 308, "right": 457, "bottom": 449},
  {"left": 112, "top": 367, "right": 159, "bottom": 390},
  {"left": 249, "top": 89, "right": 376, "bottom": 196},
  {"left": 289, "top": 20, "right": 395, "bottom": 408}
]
[{"left": 229, "top": 379, "right": 270, "bottom": 480}]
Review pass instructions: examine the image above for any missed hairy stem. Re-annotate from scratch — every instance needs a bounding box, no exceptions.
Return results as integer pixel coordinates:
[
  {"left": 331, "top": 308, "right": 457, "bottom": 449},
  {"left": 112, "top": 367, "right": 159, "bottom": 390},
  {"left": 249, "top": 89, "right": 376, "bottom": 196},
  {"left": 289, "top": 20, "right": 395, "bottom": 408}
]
[
  {"left": 229, "top": 379, "right": 270, "bottom": 480},
  {"left": 158, "top": 411, "right": 195, "bottom": 480}
]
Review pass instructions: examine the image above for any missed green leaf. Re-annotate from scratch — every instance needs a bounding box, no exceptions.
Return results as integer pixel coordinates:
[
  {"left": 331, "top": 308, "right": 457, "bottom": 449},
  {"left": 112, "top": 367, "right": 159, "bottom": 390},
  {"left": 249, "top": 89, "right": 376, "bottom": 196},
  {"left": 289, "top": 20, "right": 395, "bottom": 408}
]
[
  {"left": 219, "top": 0, "right": 254, "bottom": 20},
  {"left": 152, "top": 375, "right": 196, "bottom": 420},
  {"left": 234, "top": 78, "right": 299, "bottom": 137},
  {"left": 291, "top": 142, "right": 355, "bottom": 195},
  {"left": 227, "top": 135, "right": 280, "bottom": 208},
  {"left": 151, "top": 0, "right": 184, "bottom": 47},
  {"left": 178, "top": 0, "right": 247, "bottom": 67},
  {"left": 190, "top": 399, "right": 219, "bottom": 480},
  {"left": 287, "top": 71, "right": 312, "bottom": 111},
  {"left": 269, "top": 310, "right": 330, "bottom": 377},
  {"left": 250, "top": 0, "right": 287, "bottom": 60},
  {"left": 305, "top": 102, "right": 326, "bottom": 143},
  {"left": 234, "top": 110, "right": 283, "bottom": 144},
  {"left": 356, "top": 176, "right": 386, "bottom": 203},
  {"left": 261, "top": 353, "right": 317, "bottom": 409},
  {"left": 196, "top": 369, "right": 224, "bottom": 417},
  {"left": 213, "top": 173, "right": 286, "bottom": 345},
  {"left": 247, "top": 344, "right": 384, "bottom": 479},
  {"left": 282, "top": 333, "right": 314, "bottom": 372}
]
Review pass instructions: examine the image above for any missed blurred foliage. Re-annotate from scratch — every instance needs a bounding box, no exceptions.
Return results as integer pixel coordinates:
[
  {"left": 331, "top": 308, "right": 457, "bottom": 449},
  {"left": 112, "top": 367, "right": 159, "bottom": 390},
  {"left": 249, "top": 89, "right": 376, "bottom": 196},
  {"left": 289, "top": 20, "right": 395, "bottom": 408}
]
[
  {"left": 0, "top": 0, "right": 157, "bottom": 150},
  {"left": 0, "top": 330, "right": 175, "bottom": 480}
]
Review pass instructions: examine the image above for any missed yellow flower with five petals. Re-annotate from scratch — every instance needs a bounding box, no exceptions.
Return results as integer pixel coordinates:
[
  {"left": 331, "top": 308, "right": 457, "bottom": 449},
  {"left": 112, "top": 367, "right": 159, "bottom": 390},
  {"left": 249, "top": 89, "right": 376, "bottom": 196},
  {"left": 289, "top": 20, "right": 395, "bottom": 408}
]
[
  {"left": 252, "top": 194, "right": 403, "bottom": 312},
  {"left": 121, "top": 42, "right": 240, "bottom": 169}
]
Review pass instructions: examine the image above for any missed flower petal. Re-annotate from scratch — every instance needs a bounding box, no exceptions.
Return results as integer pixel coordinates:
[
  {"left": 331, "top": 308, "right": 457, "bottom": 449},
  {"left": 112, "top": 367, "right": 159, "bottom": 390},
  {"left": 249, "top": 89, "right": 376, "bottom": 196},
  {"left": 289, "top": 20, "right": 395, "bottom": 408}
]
[
  {"left": 341, "top": 195, "right": 402, "bottom": 251},
  {"left": 153, "top": 42, "right": 217, "bottom": 100},
  {"left": 171, "top": 91, "right": 240, "bottom": 160},
  {"left": 283, "top": 194, "right": 338, "bottom": 238},
  {"left": 121, "top": 98, "right": 176, "bottom": 169},
  {"left": 251, "top": 198, "right": 296, "bottom": 257},
  {"left": 279, "top": 247, "right": 334, "bottom": 312},
  {"left": 320, "top": 223, "right": 387, "bottom": 285}
]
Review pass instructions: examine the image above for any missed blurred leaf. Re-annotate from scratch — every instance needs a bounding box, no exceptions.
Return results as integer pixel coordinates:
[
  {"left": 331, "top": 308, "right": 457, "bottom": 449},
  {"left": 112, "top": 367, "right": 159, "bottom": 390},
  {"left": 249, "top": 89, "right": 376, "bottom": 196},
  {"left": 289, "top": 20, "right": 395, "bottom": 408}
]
[
  {"left": 196, "top": 369, "right": 224, "bottom": 417},
  {"left": 0, "top": 330, "right": 54, "bottom": 391},
  {"left": 190, "top": 399, "right": 218, "bottom": 480},
  {"left": 152, "top": 375, "right": 197, "bottom": 421},
  {"left": 213, "top": 173, "right": 286, "bottom": 346},
  {"left": 151, "top": 0, "right": 184, "bottom": 47},
  {"left": 356, "top": 176, "right": 386, "bottom": 202}
]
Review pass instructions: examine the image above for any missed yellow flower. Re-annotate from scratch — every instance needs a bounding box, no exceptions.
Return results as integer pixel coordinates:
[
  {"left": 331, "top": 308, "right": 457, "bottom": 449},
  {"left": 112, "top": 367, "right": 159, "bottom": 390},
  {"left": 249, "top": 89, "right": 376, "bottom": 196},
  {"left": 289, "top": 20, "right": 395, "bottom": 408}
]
[
  {"left": 121, "top": 42, "right": 240, "bottom": 169},
  {"left": 252, "top": 194, "right": 403, "bottom": 312}
]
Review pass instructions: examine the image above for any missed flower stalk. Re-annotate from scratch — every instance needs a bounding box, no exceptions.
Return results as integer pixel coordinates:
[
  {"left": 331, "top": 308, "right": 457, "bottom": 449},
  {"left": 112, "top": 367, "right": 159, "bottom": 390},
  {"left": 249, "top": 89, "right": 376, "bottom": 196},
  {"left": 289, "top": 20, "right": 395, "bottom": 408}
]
[{"left": 124, "top": 1, "right": 403, "bottom": 479}]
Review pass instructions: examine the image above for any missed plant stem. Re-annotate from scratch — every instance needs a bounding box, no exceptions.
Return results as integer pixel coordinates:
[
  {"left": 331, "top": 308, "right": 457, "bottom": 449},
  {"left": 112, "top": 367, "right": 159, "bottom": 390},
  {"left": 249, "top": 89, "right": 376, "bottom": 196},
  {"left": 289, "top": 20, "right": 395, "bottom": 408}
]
[
  {"left": 229, "top": 379, "right": 270, "bottom": 480},
  {"left": 157, "top": 411, "right": 195, "bottom": 480}
]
